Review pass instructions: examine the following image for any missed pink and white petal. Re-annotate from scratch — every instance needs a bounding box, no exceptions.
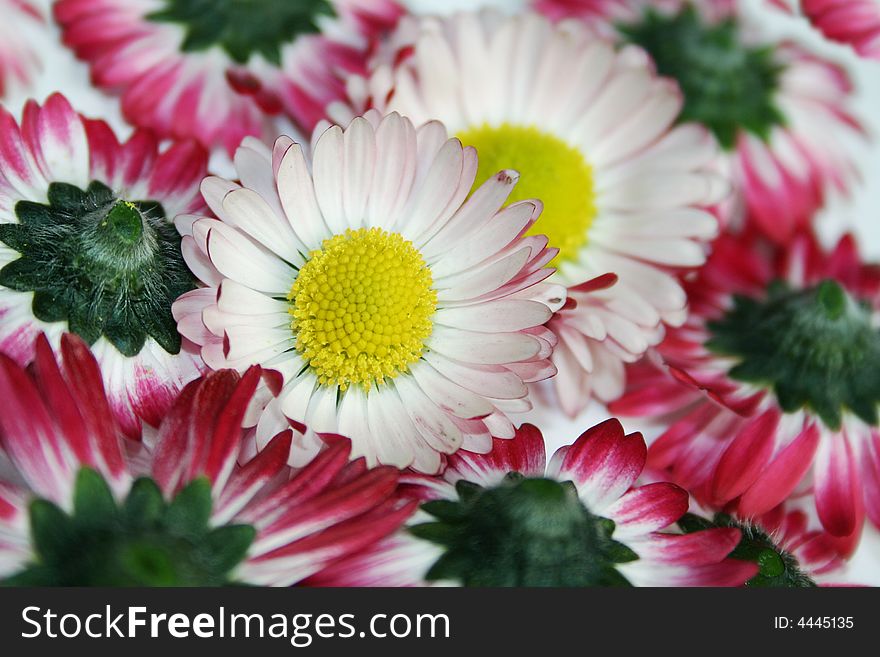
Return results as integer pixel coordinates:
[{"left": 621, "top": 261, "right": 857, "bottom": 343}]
[
  {"left": 812, "top": 430, "right": 864, "bottom": 537},
  {"left": 446, "top": 423, "right": 547, "bottom": 487},
  {"left": 547, "top": 419, "right": 646, "bottom": 513},
  {"left": 604, "top": 482, "right": 689, "bottom": 540}
]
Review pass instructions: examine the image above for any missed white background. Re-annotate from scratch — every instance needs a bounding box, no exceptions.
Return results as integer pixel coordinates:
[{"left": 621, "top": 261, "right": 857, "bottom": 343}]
[{"left": 5, "top": 0, "right": 879, "bottom": 584}]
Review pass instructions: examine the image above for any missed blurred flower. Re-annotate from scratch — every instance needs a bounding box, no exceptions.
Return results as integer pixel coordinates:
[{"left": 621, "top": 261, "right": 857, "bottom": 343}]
[
  {"left": 679, "top": 505, "right": 848, "bottom": 587},
  {"left": 0, "top": 333, "right": 413, "bottom": 586},
  {"left": 535, "top": 0, "right": 865, "bottom": 244},
  {"left": 0, "top": 93, "right": 208, "bottom": 437},
  {"left": 53, "top": 0, "right": 404, "bottom": 153},
  {"left": 802, "top": 0, "right": 880, "bottom": 59},
  {"left": 173, "top": 111, "right": 563, "bottom": 473},
  {"left": 307, "top": 420, "right": 757, "bottom": 586},
  {"left": 333, "top": 10, "right": 725, "bottom": 416},
  {"left": 611, "top": 230, "right": 880, "bottom": 554},
  {"left": 0, "top": 0, "right": 48, "bottom": 100}
]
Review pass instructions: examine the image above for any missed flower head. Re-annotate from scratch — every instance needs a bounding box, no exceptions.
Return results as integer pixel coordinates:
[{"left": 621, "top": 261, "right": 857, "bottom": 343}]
[
  {"left": 535, "top": 0, "right": 864, "bottom": 244},
  {"left": 333, "top": 10, "right": 725, "bottom": 416},
  {"left": 54, "top": 0, "right": 404, "bottom": 152},
  {"left": 611, "top": 231, "right": 880, "bottom": 553},
  {"left": 0, "top": 93, "right": 208, "bottom": 437},
  {"left": 0, "top": 333, "right": 413, "bottom": 586},
  {"left": 679, "top": 505, "right": 847, "bottom": 587},
  {"left": 307, "top": 420, "right": 757, "bottom": 586},
  {"left": 173, "top": 111, "right": 562, "bottom": 473}
]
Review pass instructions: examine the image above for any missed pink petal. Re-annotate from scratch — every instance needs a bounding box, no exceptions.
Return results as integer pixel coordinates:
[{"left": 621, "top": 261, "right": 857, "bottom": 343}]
[
  {"left": 605, "top": 482, "right": 689, "bottom": 538},
  {"left": 710, "top": 408, "right": 779, "bottom": 505},
  {"left": 549, "top": 418, "right": 646, "bottom": 512},
  {"left": 813, "top": 430, "right": 863, "bottom": 537},
  {"left": 738, "top": 423, "right": 821, "bottom": 519},
  {"left": 445, "top": 423, "right": 547, "bottom": 485}
]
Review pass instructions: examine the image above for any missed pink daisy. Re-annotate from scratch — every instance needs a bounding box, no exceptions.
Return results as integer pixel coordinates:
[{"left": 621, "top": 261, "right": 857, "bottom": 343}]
[
  {"left": 306, "top": 420, "right": 758, "bottom": 586},
  {"left": 802, "top": 0, "right": 880, "bottom": 59},
  {"left": 0, "top": 0, "right": 47, "bottom": 100},
  {"left": 0, "top": 93, "right": 209, "bottom": 438},
  {"left": 172, "top": 111, "right": 563, "bottom": 473},
  {"left": 534, "top": 0, "right": 864, "bottom": 244},
  {"left": 53, "top": 0, "right": 404, "bottom": 153},
  {"left": 0, "top": 332, "right": 414, "bottom": 585},
  {"left": 611, "top": 231, "right": 880, "bottom": 554},
  {"left": 679, "top": 504, "right": 847, "bottom": 586}
]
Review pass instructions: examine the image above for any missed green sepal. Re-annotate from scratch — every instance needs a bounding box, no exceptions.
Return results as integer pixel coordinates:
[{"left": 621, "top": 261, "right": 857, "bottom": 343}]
[
  {"left": 708, "top": 279, "right": 880, "bottom": 430},
  {"left": 1, "top": 180, "right": 195, "bottom": 357},
  {"left": 3, "top": 469, "right": 256, "bottom": 587},
  {"left": 72, "top": 468, "right": 119, "bottom": 531},
  {"left": 165, "top": 477, "right": 214, "bottom": 538},
  {"left": 147, "top": 0, "right": 337, "bottom": 66},
  {"left": 203, "top": 524, "right": 257, "bottom": 573},
  {"left": 416, "top": 474, "right": 636, "bottom": 587},
  {"left": 122, "top": 478, "right": 165, "bottom": 530},
  {"left": 619, "top": 4, "right": 786, "bottom": 149},
  {"left": 682, "top": 512, "right": 817, "bottom": 588}
]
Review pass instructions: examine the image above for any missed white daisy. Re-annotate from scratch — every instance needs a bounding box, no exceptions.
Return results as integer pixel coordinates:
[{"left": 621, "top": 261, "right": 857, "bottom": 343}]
[
  {"left": 330, "top": 10, "right": 726, "bottom": 417},
  {"left": 173, "top": 111, "right": 563, "bottom": 473}
]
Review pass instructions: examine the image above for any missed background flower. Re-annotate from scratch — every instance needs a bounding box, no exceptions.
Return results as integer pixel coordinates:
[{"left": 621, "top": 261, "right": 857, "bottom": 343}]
[
  {"left": 534, "top": 0, "right": 864, "bottom": 245},
  {"left": 53, "top": 0, "right": 404, "bottom": 153},
  {"left": 0, "top": 333, "right": 414, "bottom": 586},
  {"left": 334, "top": 10, "right": 725, "bottom": 416},
  {"left": 0, "top": 93, "right": 207, "bottom": 438},
  {"left": 307, "top": 420, "right": 757, "bottom": 586},
  {"left": 611, "top": 231, "right": 880, "bottom": 554},
  {"left": 678, "top": 504, "right": 849, "bottom": 586},
  {"left": 309, "top": 420, "right": 756, "bottom": 586}
]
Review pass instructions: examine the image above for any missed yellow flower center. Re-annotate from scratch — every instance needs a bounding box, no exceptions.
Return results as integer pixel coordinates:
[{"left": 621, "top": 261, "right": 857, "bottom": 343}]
[
  {"left": 457, "top": 123, "right": 597, "bottom": 266},
  {"left": 288, "top": 227, "right": 437, "bottom": 391}
]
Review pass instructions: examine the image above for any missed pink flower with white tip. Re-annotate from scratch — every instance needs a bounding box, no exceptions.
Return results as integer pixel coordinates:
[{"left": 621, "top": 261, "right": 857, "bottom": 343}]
[
  {"left": 0, "top": 93, "right": 208, "bottom": 438},
  {"left": 53, "top": 0, "right": 404, "bottom": 153},
  {"left": 678, "top": 502, "right": 850, "bottom": 586},
  {"left": 173, "top": 111, "right": 563, "bottom": 474},
  {"left": 306, "top": 420, "right": 757, "bottom": 586},
  {"left": 611, "top": 230, "right": 880, "bottom": 555},
  {"left": 0, "top": 333, "right": 414, "bottom": 586},
  {"left": 534, "top": 0, "right": 865, "bottom": 244}
]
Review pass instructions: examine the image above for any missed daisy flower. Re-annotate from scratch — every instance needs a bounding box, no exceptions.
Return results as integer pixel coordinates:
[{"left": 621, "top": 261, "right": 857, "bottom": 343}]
[
  {"left": 0, "top": 93, "right": 208, "bottom": 438},
  {"left": 0, "top": 0, "right": 47, "bottom": 99},
  {"left": 0, "top": 333, "right": 414, "bottom": 586},
  {"left": 53, "top": 0, "right": 404, "bottom": 153},
  {"left": 331, "top": 10, "right": 725, "bottom": 416},
  {"left": 801, "top": 0, "right": 880, "bottom": 59},
  {"left": 610, "top": 231, "right": 880, "bottom": 553},
  {"left": 534, "top": 0, "right": 864, "bottom": 244},
  {"left": 305, "top": 420, "right": 757, "bottom": 586},
  {"left": 679, "top": 505, "right": 847, "bottom": 587},
  {"left": 172, "top": 111, "right": 562, "bottom": 473}
]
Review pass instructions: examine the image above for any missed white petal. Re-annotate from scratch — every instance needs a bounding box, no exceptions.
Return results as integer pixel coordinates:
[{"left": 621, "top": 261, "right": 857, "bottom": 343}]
[
  {"left": 206, "top": 224, "right": 294, "bottom": 294},
  {"left": 427, "top": 326, "right": 540, "bottom": 365}
]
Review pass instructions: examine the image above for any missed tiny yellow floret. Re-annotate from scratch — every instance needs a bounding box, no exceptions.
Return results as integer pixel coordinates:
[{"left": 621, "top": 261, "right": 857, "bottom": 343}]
[{"left": 288, "top": 227, "right": 437, "bottom": 391}]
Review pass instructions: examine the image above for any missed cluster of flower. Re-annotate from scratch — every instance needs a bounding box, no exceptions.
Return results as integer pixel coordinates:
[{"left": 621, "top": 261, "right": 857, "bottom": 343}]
[{"left": 0, "top": 0, "right": 878, "bottom": 587}]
